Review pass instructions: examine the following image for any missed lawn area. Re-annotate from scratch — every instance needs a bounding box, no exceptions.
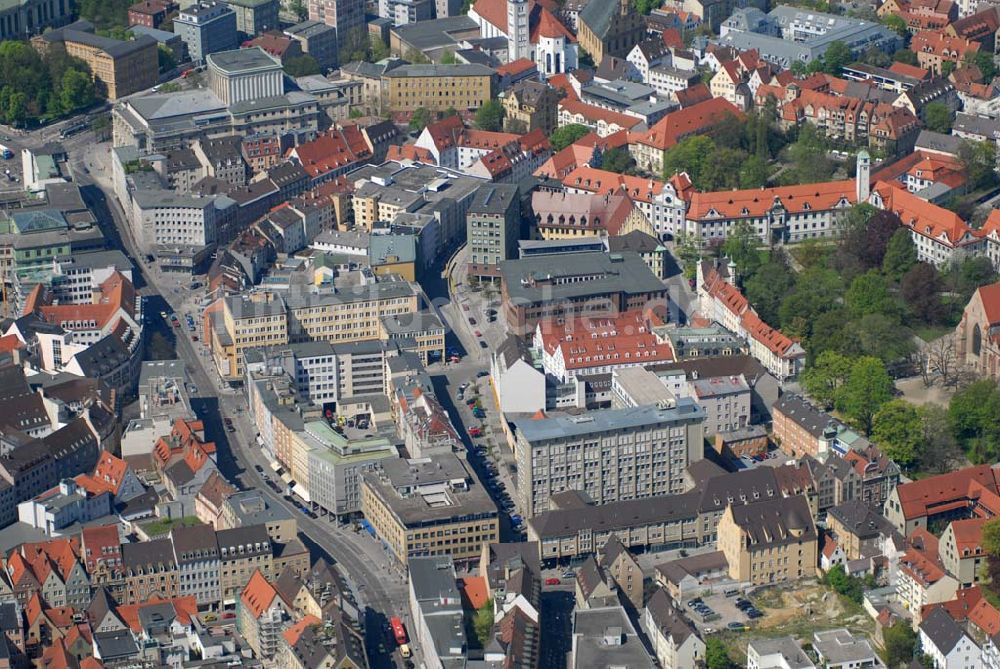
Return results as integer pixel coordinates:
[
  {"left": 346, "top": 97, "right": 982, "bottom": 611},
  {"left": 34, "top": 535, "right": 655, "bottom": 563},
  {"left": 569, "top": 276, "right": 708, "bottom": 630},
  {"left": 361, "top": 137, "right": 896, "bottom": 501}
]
[
  {"left": 717, "top": 581, "right": 875, "bottom": 664},
  {"left": 141, "top": 515, "right": 201, "bottom": 537},
  {"left": 915, "top": 325, "right": 953, "bottom": 343}
]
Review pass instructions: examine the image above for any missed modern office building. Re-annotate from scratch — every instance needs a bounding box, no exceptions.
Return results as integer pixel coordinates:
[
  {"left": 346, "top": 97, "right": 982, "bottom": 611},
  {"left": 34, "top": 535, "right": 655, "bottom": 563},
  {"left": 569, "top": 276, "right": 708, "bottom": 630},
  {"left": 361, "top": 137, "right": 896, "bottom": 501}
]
[
  {"left": 223, "top": 0, "right": 278, "bottom": 37},
  {"left": 515, "top": 399, "right": 706, "bottom": 517},
  {"left": 283, "top": 20, "right": 338, "bottom": 69},
  {"left": 173, "top": 1, "right": 239, "bottom": 63},
  {"left": 307, "top": 0, "right": 364, "bottom": 53},
  {"left": 466, "top": 183, "right": 520, "bottom": 282},
  {"left": 361, "top": 454, "right": 499, "bottom": 566},
  {"left": 207, "top": 47, "right": 284, "bottom": 106}
]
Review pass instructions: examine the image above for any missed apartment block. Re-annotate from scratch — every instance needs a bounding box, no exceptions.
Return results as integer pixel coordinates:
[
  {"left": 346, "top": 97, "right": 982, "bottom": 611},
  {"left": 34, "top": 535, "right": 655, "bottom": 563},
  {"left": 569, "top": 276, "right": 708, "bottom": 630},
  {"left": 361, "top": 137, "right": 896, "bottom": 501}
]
[
  {"left": 717, "top": 494, "right": 818, "bottom": 586},
  {"left": 515, "top": 400, "right": 705, "bottom": 517},
  {"left": 173, "top": 1, "right": 239, "bottom": 63}
]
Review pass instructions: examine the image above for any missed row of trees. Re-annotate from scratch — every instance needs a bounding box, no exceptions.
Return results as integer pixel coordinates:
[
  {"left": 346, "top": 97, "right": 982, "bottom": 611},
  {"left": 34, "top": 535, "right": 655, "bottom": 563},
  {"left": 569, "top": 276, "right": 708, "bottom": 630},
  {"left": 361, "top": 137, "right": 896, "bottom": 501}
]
[{"left": 0, "top": 42, "right": 96, "bottom": 125}]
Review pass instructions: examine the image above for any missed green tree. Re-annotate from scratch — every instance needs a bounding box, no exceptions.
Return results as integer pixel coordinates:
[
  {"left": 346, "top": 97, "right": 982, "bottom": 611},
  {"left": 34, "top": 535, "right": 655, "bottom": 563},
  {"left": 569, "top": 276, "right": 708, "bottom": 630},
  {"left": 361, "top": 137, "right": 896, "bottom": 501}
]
[
  {"left": 894, "top": 49, "right": 919, "bottom": 66},
  {"left": 663, "top": 135, "right": 717, "bottom": 187},
  {"left": 283, "top": 55, "right": 321, "bottom": 78},
  {"left": 441, "top": 50, "right": 458, "bottom": 65},
  {"left": 969, "top": 51, "right": 998, "bottom": 80},
  {"left": 883, "top": 621, "right": 917, "bottom": 668},
  {"left": 76, "top": 0, "right": 132, "bottom": 29},
  {"left": 600, "top": 146, "right": 634, "bottom": 174},
  {"left": 948, "top": 380, "right": 1000, "bottom": 463},
  {"left": 883, "top": 228, "right": 917, "bottom": 281},
  {"left": 409, "top": 107, "right": 432, "bottom": 132},
  {"left": 288, "top": 0, "right": 307, "bottom": 21},
  {"left": 925, "top": 101, "right": 953, "bottom": 133},
  {"left": 745, "top": 258, "right": 795, "bottom": 325},
  {"left": 872, "top": 400, "right": 923, "bottom": 468},
  {"left": 822, "top": 40, "right": 852, "bottom": 74},
  {"left": 919, "top": 405, "right": 962, "bottom": 474},
  {"left": 838, "top": 356, "right": 894, "bottom": 435},
  {"left": 790, "top": 60, "right": 808, "bottom": 76},
  {"left": 958, "top": 139, "right": 998, "bottom": 190},
  {"left": 472, "top": 599, "right": 494, "bottom": 647},
  {"left": 370, "top": 36, "right": 390, "bottom": 61},
  {"left": 901, "top": 262, "right": 945, "bottom": 325},
  {"left": 705, "top": 638, "right": 734, "bottom": 669},
  {"left": 474, "top": 100, "right": 504, "bottom": 131},
  {"left": 883, "top": 14, "right": 909, "bottom": 38},
  {"left": 853, "top": 313, "right": 915, "bottom": 364},
  {"left": 983, "top": 518, "right": 1000, "bottom": 556},
  {"left": 550, "top": 124, "right": 590, "bottom": 151},
  {"left": 779, "top": 266, "right": 843, "bottom": 342},
  {"left": 785, "top": 124, "right": 833, "bottom": 184},
  {"left": 739, "top": 155, "right": 769, "bottom": 188},
  {"left": 802, "top": 350, "right": 853, "bottom": 408},
  {"left": 157, "top": 44, "right": 177, "bottom": 74},
  {"left": 632, "top": 0, "right": 660, "bottom": 13},
  {"left": 4, "top": 91, "right": 26, "bottom": 127},
  {"left": 845, "top": 270, "right": 897, "bottom": 319},
  {"left": 722, "top": 221, "right": 763, "bottom": 282},
  {"left": 60, "top": 69, "right": 94, "bottom": 114}
]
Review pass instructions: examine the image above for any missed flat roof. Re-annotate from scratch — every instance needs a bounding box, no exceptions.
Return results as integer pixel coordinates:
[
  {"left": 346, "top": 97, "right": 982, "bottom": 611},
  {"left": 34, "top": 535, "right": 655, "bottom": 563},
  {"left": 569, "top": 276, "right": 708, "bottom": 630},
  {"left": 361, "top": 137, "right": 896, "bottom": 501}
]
[
  {"left": 207, "top": 47, "right": 282, "bottom": 74},
  {"left": 518, "top": 399, "right": 703, "bottom": 443}
]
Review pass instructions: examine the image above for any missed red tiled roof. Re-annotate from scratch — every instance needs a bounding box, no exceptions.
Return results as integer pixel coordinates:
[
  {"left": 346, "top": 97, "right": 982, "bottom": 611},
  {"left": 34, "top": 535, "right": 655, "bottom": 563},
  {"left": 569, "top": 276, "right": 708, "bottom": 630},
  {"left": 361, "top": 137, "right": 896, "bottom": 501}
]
[
  {"left": 894, "top": 464, "right": 1000, "bottom": 520},
  {"left": 873, "top": 181, "right": 975, "bottom": 247},
  {"left": 460, "top": 575, "right": 490, "bottom": 610},
  {"left": 496, "top": 58, "right": 537, "bottom": 78},
  {"left": 635, "top": 97, "right": 742, "bottom": 151},
  {"left": 531, "top": 5, "right": 575, "bottom": 42},
  {"left": 888, "top": 61, "right": 931, "bottom": 80},
  {"left": 291, "top": 130, "right": 372, "bottom": 179},
  {"left": 688, "top": 180, "right": 855, "bottom": 220},
  {"left": 282, "top": 615, "right": 321, "bottom": 646},
  {"left": 537, "top": 310, "right": 672, "bottom": 371},
  {"left": 91, "top": 451, "right": 129, "bottom": 495},
  {"left": 558, "top": 99, "right": 643, "bottom": 131},
  {"left": 973, "top": 281, "right": 1000, "bottom": 325},
  {"left": 911, "top": 30, "right": 980, "bottom": 60},
  {"left": 949, "top": 517, "right": 986, "bottom": 555},
  {"left": 241, "top": 570, "right": 278, "bottom": 618},
  {"left": 562, "top": 166, "right": 665, "bottom": 205}
]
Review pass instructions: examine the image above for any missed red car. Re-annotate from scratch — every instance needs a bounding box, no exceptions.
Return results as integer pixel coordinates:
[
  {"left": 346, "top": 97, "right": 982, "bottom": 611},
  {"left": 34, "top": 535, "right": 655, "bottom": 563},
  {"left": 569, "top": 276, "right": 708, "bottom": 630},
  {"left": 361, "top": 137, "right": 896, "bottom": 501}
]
[
  {"left": 474, "top": 330, "right": 482, "bottom": 337},
  {"left": 468, "top": 427, "right": 482, "bottom": 437},
  {"left": 544, "top": 578, "right": 561, "bottom": 585}
]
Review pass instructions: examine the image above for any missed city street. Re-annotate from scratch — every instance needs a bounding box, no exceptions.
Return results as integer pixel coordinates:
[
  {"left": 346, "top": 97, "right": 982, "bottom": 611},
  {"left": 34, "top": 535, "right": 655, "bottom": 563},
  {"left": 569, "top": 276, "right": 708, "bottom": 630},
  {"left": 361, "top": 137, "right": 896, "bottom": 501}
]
[{"left": 68, "top": 137, "right": 416, "bottom": 669}]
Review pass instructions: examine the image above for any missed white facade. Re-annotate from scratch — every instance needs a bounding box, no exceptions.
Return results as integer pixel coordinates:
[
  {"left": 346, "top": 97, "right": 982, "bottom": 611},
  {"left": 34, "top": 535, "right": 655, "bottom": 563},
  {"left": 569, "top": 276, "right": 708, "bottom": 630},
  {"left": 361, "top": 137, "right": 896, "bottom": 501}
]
[
  {"left": 649, "top": 66, "right": 699, "bottom": 100},
  {"left": 470, "top": 0, "right": 578, "bottom": 76},
  {"left": 641, "top": 604, "right": 704, "bottom": 669},
  {"left": 920, "top": 622, "right": 981, "bottom": 669},
  {"left": 490, "top": 353, "right": 546, "bottom": 414},
  {"left": 132, "top": 193, "right": 228, "bottom": 249}
]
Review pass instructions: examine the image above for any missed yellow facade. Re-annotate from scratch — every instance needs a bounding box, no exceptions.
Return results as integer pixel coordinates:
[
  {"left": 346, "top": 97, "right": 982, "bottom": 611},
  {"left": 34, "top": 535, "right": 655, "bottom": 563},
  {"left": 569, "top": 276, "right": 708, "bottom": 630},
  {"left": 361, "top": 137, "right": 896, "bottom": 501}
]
[
  {"left": 62, "top": 38, "right": 158, "bottom": 100},
  {"left": 717, "top": 504, "right": 818, "bottom": 586},
  {"left": 383, "top": 71, "right": 493, "bottom": 112},
  {"left": 361, "top": 481, "right": 500, "bottom": 566}
]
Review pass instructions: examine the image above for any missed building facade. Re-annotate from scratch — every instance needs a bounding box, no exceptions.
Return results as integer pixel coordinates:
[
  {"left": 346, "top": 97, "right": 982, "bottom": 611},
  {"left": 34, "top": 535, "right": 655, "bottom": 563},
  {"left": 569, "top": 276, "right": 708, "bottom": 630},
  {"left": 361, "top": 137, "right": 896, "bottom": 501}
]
[{"left": 515, "top": 401, "right": 706, "bottom": 516}]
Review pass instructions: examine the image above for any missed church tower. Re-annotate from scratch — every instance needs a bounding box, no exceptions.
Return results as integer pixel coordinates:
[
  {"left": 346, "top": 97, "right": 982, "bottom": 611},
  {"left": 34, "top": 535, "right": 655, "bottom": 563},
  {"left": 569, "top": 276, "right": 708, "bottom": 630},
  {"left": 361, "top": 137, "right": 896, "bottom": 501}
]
[
  {"left": 856, "top": 150, "right": 870, "bottom": 203},
  {"left": 507, "top": 0, "right": 530, "bottom": 62}
]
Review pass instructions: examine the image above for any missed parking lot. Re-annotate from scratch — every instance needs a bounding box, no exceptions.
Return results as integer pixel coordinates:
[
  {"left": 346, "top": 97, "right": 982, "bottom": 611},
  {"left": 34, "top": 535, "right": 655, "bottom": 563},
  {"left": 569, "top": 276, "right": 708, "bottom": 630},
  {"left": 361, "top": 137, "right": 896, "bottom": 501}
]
[{"left": 683, "top": 591, "right": 765, "bottom": 635}]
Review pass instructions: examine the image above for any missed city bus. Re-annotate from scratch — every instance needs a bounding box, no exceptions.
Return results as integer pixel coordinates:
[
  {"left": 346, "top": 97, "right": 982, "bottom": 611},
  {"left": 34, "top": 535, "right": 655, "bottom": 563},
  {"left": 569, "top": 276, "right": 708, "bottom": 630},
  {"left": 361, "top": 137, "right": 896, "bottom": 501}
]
[{"left": 390, "top": 616, "right": 408, "bottom": 646}]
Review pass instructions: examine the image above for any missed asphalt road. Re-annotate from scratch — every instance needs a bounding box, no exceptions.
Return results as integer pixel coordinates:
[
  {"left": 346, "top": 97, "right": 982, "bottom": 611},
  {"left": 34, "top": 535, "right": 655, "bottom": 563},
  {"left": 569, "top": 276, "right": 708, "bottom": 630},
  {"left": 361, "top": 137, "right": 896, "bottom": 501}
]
[{"left": 68, "top": 139, "right": 416, "bottom": 669}]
